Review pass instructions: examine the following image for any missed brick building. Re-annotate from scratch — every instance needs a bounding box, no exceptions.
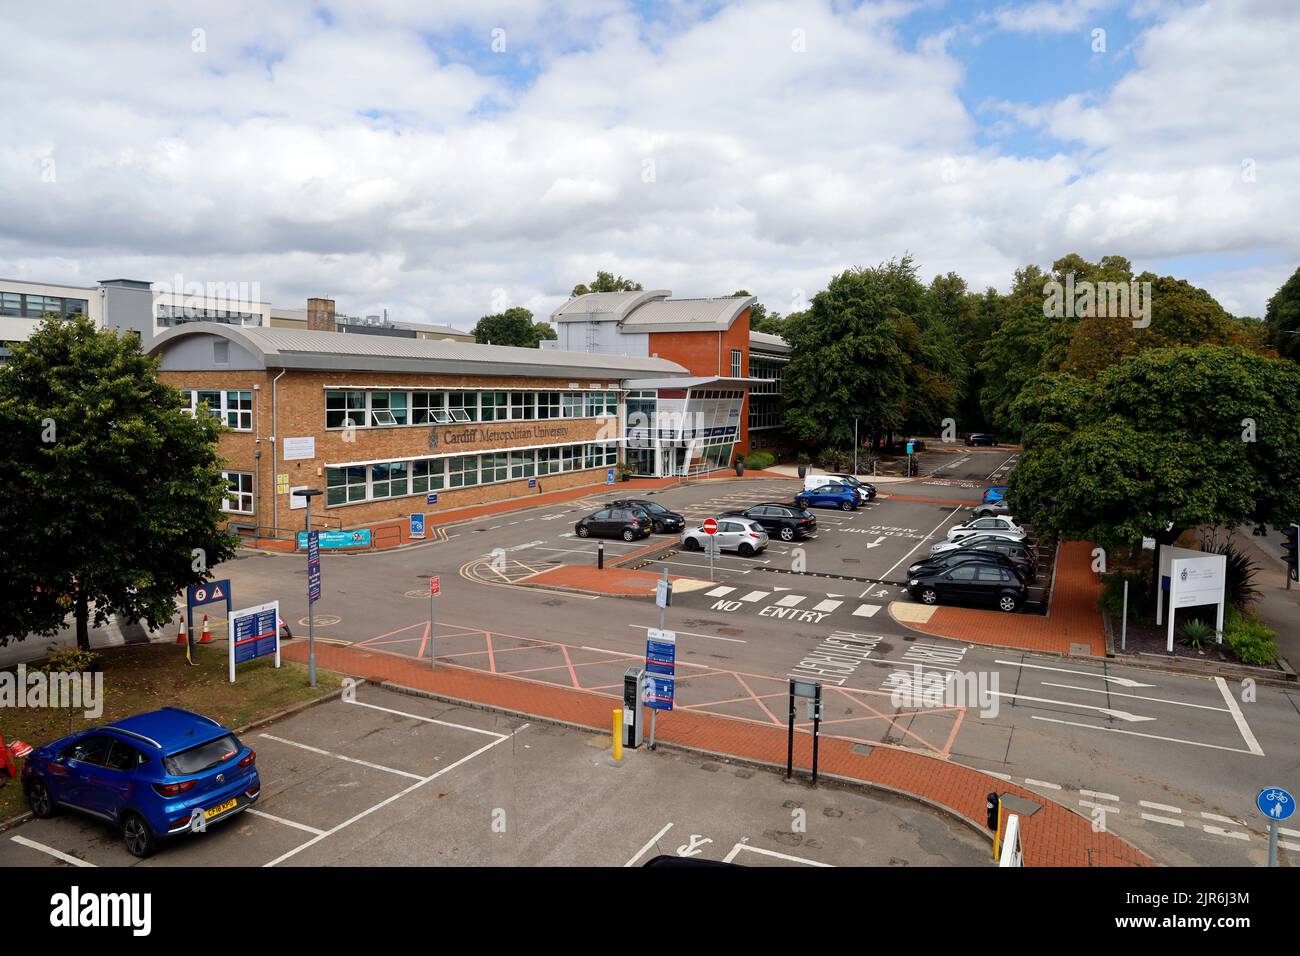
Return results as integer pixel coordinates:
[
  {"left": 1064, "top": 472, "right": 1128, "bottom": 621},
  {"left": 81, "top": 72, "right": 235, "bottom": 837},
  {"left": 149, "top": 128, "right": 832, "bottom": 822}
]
[
  {"left": 148, "top": 323, "right": 687, "bottom": 535},
  {"left": 547, "top": 290, "right": 787, "bottom": 475}
]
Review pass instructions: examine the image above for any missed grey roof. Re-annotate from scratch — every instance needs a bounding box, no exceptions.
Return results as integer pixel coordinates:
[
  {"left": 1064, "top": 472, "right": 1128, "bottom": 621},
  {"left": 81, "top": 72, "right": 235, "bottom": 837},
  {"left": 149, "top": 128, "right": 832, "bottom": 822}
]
[
  {"left": 552, "top": 290, "right": 755, "bottom": 333},
  {"left": 148, "top": 322, "right": 689, "bottom": 380},
  {"left": 551, "top": 290, "right": 671, "bottom": 322},
  {"left": 623, "top": 376, "right": 759, "bottom": 391},
  {"left": 749, "top": 330, "right": 791, "bottom": 354}
]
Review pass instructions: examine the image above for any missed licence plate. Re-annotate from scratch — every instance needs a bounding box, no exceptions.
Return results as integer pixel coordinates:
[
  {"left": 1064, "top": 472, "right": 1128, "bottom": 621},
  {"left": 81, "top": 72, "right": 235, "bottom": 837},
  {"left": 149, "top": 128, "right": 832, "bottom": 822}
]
[{"left": 204, "top": 798, "right": 238, "bottom": 819}]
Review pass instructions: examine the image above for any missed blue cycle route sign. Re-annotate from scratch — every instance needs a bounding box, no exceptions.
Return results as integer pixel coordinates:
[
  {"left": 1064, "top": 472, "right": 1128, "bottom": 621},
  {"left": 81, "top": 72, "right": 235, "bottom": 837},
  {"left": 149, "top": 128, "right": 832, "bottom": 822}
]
[{"left": 1257, "top": 787, "right": 1295, "bottom": 820}]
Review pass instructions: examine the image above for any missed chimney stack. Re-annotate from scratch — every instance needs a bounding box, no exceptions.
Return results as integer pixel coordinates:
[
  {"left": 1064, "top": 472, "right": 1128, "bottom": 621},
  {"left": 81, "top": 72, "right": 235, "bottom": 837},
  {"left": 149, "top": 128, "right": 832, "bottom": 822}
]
[{"left": 307, "top": 297, "right": 336, "bottom": 332}]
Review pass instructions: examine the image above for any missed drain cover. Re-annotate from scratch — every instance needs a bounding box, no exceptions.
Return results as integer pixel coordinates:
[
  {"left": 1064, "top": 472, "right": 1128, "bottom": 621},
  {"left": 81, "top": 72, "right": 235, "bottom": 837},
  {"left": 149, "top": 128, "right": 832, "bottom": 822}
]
[
  {"left": 1068, "top": 642, "right": 1093, "bottom": 657},
  {"left": 851, "top": 744, "right": 873, "bottom": 757}
]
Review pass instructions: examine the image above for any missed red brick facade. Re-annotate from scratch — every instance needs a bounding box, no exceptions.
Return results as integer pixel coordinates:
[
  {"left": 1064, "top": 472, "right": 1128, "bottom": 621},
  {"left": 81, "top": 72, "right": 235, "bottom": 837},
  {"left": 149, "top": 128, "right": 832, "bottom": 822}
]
[{"left": 647, "top": 306, "right": 752, "bottom": 453}]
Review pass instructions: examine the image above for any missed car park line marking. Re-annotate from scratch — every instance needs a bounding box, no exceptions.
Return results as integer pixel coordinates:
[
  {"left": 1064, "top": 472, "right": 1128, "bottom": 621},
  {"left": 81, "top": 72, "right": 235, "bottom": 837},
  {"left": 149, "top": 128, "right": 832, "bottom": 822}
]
[
  {"left": 739, "top": 590, "right": 770, "bottom": 602},
  {"left": 258, "top": 734, "right": 426, "bottom": 779},
  {"left": 345, "top": 698, "right": 508, "bottom": 739},
  {"left": 774, "top": 594, "right": 806, "bottom": 607},
  {"left": 624, "top": 823, "right": 675, "bottom": 867},
  {"left": 706, "top": 586, "right": 736, "bottom": 596},
  {"left": 246, "top": 808, "right": 327, "bottom": 836},
  {"left": 812, "top": 599, "right": 842, "bottom": 612},
  {"left": 1080, "top": 800, "right": 1118, "bottom": 813},
  {"left": 722, "top": 842, "right": 833, "bottom": 867},
  {"left": 265, "top": 722, "right": 529, "bottom": 867},
  {"left": 1030, "top": 716, "right": 1264, "bottom": 754},
  {"left": 852, "top": 604, "right": 881, "bottom": 618},
  {"left": 878, "top": 505, "right": 965, "bottom": 581},
  {"left": 1080, "top": 789, "right": 1120, "bottom": 801},
  {"left": 1037, "top": 682, "right": 1230, "bottom": 712},
  {"left": 1281, "top": 826, "right": 1300, "bottom": 839},
  {"left": 1215, "top": 676, "right": 1265, "bottom": 755},
  {"left": 987, "top": 771, "right": 1012, "bottom": 781},
  {"left": 989, "top": 692, "right": 1155, "bottom": 722},
  {"left": 1024, "top": 778, "right": 1062, "bottom": 790},
  {"left": 992, "top": 660, "right": 1155, "bottom": 688},
  {"left": 626, "top": 624, "right": 746, "bottom": 644},
  {"left": 1141, "top": 813, "right": 1185, "bottom": 828},
  {"left": 1138, "top": 801, "right": 1182, "bottom": 814},
  {"left": 1200, "top": 811, "right": 1246, "bottom": 826},
  {"left": 10, "top": 835, "right": 96, "bottom": 867},
  {"left": 1280, "top": 840, "right": 1300, "bottom": 852}
]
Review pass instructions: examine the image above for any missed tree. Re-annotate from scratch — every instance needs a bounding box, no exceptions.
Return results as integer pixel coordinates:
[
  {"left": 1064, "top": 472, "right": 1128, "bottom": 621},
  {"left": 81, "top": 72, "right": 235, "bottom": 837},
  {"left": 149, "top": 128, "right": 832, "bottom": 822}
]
[
  {"left": 1264, "top": 265, "right": 1300, "bottom": 361},
  {"left": 1008, "top": 345, "right": 1300, "bottom": 599},
  {"left": 471, "top": 307, "right": 552, "bottom": 348},
  {"left": 570, "top": 271, "right": 643, "bottom": 297},
  {"left": 732, "top": 290, "right": 784, "bottom": 335},
  {"left": 0, "top": 316, "right": 238, "bottom": 649}
]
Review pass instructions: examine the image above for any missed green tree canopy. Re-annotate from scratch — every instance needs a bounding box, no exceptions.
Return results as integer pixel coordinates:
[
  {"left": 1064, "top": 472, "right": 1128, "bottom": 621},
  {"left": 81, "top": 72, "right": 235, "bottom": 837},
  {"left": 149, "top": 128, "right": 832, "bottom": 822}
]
[
  {"left": 1008, "top": 344, "right": 1300, "bottom": 561},
  {"left": 1264, "top": 265, "right": 1300, "bottom": 361},
  {"left": 570, "top": 271, "right": 643, "bottom": 297},
  {"left": 0, "top": 316, "right": 238, "bottom": 648},
  {"left": 471, "top": 307, "right": 553, "bottom": 348},
  {"left": 732, "top": 290, "right": 785, "bottom": 335}
]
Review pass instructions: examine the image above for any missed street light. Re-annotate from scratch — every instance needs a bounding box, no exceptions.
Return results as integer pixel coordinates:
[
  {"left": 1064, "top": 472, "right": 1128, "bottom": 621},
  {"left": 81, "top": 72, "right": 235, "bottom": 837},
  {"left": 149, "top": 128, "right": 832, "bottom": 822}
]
[{"left": 293, "top": 487, "right": 323, "bottom": 687}]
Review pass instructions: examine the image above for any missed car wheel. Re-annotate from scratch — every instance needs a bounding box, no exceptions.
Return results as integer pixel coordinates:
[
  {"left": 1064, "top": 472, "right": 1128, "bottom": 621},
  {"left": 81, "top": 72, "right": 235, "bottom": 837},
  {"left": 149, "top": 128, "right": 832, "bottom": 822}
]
[
  {"left": 840, "top": 500, "right": 854, "bottom": 511},
  {"left": 779, "top": 526, "right": 795, "bottom": 542},
  {"left": 623, "top": 529, "right": 636, "bottom": 542},
  {"left": 738, "top": 543, "right": 754, "bottom": 557},
  {"left": 652, "top": 520, "right": 664, "bottom": 534},
  {"left": 998, "top": 594, "right": 1020, "bottom": 613},
  {"left": 576, "top": 525, "right": 590, "bottom": 538},
  {"left": 920, "top": 588, "right": 939, "bottom": 605},
  {"left": 25, "top": 779, "right": 55, "bottom": 819},
  {"left": 121, "top": 812, "right": 156, "bottom": 859},
  {"left": 795, "top": 498, "right": 808, "bottom": 509},
  {"left": 683, "top": 537, "right": 701, "bottom": 552}
]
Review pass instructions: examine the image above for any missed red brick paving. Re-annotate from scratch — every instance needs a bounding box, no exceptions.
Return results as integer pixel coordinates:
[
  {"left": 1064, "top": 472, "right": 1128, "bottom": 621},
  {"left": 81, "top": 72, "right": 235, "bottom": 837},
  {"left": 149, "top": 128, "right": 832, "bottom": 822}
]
[
  {"left": 898, "top": 540, "right": 1107, "bottom": 656},
  {"left": 283, "top": 638, "right": 1150, "bottom": 867}
]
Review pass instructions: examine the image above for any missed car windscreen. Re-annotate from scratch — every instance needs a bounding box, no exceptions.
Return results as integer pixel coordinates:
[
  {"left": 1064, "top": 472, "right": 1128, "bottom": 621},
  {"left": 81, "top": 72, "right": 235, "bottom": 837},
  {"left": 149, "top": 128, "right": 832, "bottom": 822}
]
[{"left": 164, "top": 734, "right": 240, "bottom": 776}]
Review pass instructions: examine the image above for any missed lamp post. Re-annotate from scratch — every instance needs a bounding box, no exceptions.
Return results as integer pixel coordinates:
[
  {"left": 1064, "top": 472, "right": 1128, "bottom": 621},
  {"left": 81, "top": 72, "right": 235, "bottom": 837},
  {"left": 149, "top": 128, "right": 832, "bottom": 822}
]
[{"left": 293, "top": 487, "right": 323, "bottom": 687}]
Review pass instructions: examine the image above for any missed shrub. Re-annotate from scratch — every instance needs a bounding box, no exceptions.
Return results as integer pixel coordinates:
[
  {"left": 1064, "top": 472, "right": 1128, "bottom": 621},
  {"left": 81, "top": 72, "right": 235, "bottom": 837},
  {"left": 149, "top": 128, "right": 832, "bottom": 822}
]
[
  {"left": 1178, "top": 618, "right": 1216, "bottom": 650},
  {"left": 1224, "top": 605, "right": 1279, "bottom": 666},
  {"left": 743, "top": 451, "right": 775, "bottom": 470},
  {"left": 1210, "top": 541, "right": 1261, "bottom": 611},
  {"left": 41, "top": 646, "right": 100, "bottom": 675},
  {"left": 1099, "top": 570, "right": 1152, "bottom": 621},
  {"left": 817, "top": 447, "right": 853, "bottom": 472}
]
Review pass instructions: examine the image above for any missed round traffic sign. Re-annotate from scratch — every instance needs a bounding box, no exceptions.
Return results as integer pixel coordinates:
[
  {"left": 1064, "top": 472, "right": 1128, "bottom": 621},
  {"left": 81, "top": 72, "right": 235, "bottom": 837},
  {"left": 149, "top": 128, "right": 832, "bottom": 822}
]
[
  {"left": 702, "top": 518, "right": 718, "bottom": 535},
  {"left": 1257, "top": 787, "right": 1295, "bottom": 820}
]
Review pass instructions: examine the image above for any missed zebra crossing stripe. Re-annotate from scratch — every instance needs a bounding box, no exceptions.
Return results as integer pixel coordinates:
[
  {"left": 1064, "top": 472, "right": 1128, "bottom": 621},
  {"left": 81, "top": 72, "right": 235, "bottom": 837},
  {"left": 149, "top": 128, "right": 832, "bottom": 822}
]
[
  {"left": 852, "top": 604, "right": 881, "bottom": 618},
  {"left": 739, "top": 591, "right": 770, "bottom": 602},
  {"left": 812, "top": 599, "right": 843, "bottom": 612},
  {"left": 706, "top": 586, "right": 736, "bottom": 597},
  {"left": 774, "top": 594, "right": 806, "bottom": 608}
]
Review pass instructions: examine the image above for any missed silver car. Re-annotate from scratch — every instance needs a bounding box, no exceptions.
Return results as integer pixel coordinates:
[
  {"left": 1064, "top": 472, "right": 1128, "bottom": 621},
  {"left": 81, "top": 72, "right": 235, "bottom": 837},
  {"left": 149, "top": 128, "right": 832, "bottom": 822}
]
[
  {"left": 946, "top": 515, "right": 1026, "bottom": 542},
  {"left": 681, "top": 517, "right": 769, "bottom": 557}
]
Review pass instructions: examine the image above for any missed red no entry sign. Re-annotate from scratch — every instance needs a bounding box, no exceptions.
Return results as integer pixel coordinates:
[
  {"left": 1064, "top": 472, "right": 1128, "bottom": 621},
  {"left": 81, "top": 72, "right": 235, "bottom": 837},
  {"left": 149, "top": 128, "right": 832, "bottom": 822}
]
[
  {"left": 702, "top": 518, "right": 718, "bottom": 535},
  {"left": 430, "top": 576, "right": 441, "bottom": 596}
]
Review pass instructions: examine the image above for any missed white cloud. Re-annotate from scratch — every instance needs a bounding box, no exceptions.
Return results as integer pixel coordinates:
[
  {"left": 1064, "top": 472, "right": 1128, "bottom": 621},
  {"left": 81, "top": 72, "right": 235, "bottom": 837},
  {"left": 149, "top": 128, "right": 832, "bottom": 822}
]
[{"left": 0, "top": 0, "right": 1295, "bottom": 326}]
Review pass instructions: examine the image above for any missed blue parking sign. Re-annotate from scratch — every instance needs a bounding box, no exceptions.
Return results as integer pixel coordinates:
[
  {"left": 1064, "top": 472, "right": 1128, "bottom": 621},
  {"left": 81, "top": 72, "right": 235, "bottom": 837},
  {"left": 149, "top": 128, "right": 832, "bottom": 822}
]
[
  {"left": 426, "top": 492, "right": 438, "bottom": 505},
  {"left": 607, "top": 468, "right": 616, "bottom": 485},
  {"left": 643, "top": 674, "right": 674, "bottom": 711},
  {"left": 409, "top": 513, "right": 426, "bottom": 540}
]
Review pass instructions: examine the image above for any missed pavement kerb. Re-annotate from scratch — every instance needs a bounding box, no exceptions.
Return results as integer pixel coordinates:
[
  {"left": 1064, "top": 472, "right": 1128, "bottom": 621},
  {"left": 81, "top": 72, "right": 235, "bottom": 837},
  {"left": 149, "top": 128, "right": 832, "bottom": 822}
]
[
  {"left": 375, "top": 678, "right": 1002, "bottom": 853},
  {"left": 0, "top": 808, "right": 32, "bottom": 835}
]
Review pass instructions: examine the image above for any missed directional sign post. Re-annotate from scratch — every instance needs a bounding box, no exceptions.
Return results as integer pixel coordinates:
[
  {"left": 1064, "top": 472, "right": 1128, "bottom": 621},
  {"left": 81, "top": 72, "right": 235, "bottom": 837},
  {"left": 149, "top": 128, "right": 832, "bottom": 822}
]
[
  {"left": 644, "top": 626, "right": 676, "bottom": 751},
  {"left": 186, "top": 579, "right": 232, "bottom": 667},
  {"left": 229, "top": 600, "right": 281, "bottom": 683},
  {"left": 429, "top": 575, "right": 440, "bottom": 670},
  {"left": 1257, "top": 786, "right": 1294, "bottom": 867},
  {"left": 702, "top": 518, "right": 718, "bottom": 582},
  {"left": 307, "top": 531, "right": 321, "bottom": 604}
]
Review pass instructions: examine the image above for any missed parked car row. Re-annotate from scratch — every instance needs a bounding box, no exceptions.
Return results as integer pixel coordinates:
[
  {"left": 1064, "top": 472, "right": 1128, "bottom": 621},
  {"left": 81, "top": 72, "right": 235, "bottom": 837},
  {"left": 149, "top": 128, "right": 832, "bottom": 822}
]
[
  {"left": 574, "top": 497, "right": 688, "bottom": 541},
  {"left": 906, "top": 514, "right": 1038, "bottom": 613}
]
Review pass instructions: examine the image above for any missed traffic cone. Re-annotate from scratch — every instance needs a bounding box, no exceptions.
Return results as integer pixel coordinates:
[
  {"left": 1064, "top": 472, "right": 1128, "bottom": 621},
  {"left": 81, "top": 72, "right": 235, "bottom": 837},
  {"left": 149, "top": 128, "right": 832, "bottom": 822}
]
[
  {"left": 200, "top": 614, "right": 213, "bottom": 644},
  {"left": 176, "top": 615, "right": 186, "bottom": 644}
]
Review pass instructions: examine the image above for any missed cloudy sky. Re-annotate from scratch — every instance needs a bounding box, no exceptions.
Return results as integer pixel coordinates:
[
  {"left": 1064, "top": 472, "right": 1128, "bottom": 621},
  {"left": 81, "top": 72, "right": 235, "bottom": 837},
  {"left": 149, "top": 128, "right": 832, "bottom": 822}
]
[{"left": 1, "top": 0, "right": 1296, "bottom": 328}]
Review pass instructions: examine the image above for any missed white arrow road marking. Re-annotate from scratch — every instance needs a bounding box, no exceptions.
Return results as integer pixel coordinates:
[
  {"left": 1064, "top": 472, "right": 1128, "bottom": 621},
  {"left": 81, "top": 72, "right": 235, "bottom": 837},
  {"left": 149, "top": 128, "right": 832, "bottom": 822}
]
[
  {"left": 1038, "top": 683, "right": 1230, "bottom": 712},
  {"left": 993, "top": 659, "right": 1155, "bottom": 688},
  {"left": 988, "top": 692, "right": 1155, "bottom": 722},
  {"left": 676, "top": 834, "right": 714, "bottom": 857},
  {"left": 865, "top": 536, "right": 886, "bottom": 548}
]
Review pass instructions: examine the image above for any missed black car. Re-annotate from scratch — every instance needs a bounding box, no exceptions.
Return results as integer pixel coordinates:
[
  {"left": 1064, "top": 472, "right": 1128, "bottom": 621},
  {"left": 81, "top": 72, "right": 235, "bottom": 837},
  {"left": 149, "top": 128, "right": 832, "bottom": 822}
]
[
  {"left": 575, "top": 507, "right": 652, "bottom": 542},
  {"left": 966, "top": 433, "right": 999, "bottom": 446},
  {"left": 941, "top": 537, "right": 1037, "bottom": 579},
  {"left": 906, "top": 560, "right": 1027, "bottom": 613},
  {"left": 721, "top": 503, "right": 817, "bottom": 542},
  {"left": 908, "top": 548, "right": 1030, "bottom": 584},
  {"left": 607, "top": 498, "right": 686, "bottom": 534}
]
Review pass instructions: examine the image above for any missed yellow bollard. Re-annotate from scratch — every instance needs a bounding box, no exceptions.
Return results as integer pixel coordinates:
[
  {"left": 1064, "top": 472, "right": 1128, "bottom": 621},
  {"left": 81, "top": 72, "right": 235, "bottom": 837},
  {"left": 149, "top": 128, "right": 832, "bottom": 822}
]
[
  {"left": 612, "top": 708, "right": 623, "bottom": 761},
  {"left": 993, "top": 805, "right": 1004, "bottom": 860}
]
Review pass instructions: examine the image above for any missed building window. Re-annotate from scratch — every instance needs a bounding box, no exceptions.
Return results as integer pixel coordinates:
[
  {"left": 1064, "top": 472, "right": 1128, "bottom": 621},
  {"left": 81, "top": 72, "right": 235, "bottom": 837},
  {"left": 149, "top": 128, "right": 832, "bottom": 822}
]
[
  {"left": 537, "top": 447, "right": 561, "bottom": 475},
  {"left": 412, "top": 459, "right": 446, "bottom": 493},
  {"left": 479, "top": 452, "right": 506, "bottom": 483},
  {"left": 448, "top": 392, "right": 478, "bottom": 423},
  {"left": 731, "top": 349, "right": 743, "bottom": 377},
  {"left": 537, "top": 392, "right": 560, "bottom": 420},
  {"left": 180, "top": 388, "right": 252, "bottom": 432},
  {"left": 448, "top": 455, "right": 479, "bottom": 488},
  {"left": 481, "top": 391, "right": 508, "bottom": 422},
  {"left": 224, "top": 390, "right": 252, "bottom": 430},
  {"left": 326, "top": 391, "right": 367, "bottom": 429},
  {"left": 562, "top": 392, "right": 583, "bottom": 418},
  {"left": 413, "top": 391, "right": 449, "bottom": 425},
  {"left": 509, "top": 392, "right": 536, "bottom": 420},
  {"left": 213, "top": 341, "right": 229, "bottom": 364},
  {"left": 371, "top": 391, "right": 408, "bottom": 426},
  {"left": 221, "top": 472, "right": 254, "bottom": 513},
  {"left": 510, "top": 450, "right": 535, "bottom": 479},
  {"left": 326, "top": 466, "right": 367, "bottom": 506}
]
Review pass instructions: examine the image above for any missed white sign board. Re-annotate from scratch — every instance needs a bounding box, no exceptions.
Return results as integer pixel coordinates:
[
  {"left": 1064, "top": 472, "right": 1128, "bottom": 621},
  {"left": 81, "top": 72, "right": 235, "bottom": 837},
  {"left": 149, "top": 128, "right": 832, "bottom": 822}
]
[
  {"left": 655, "top": 578, "right": 673, "bottom": 609},
  {"left": 282, "top": 436, "right": 316, "bottom": 461},
  {"left": 1157, "top": 546, "right": 1226, "bottom": 652},
  {"left": 289, "top": 485, "right": 310, "bottom": 509}
]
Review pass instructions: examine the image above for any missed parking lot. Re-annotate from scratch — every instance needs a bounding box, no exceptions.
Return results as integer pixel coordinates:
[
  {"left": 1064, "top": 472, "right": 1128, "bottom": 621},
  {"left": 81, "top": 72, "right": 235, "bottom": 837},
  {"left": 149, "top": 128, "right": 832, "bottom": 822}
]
[{"left": 0, "top": 685, "right": 990, "bottom": 867}]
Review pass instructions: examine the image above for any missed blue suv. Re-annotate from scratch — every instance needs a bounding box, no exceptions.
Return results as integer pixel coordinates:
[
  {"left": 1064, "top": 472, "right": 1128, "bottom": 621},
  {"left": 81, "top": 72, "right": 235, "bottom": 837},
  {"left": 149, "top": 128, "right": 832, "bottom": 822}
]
[
  {"left": 21, "top": 707, "right": 260, "bottom": 858},
  {"left": 794, "top": 483, "right": 859, "bottom": 511}
]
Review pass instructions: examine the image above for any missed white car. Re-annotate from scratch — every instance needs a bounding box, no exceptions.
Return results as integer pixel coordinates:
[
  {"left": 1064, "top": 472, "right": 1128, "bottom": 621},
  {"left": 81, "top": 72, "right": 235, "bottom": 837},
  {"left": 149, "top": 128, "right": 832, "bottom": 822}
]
[
  {"left": 802, "top": 473, "right": 872, "bottom": 502},
  {"left": 946, "top": 515, "right": 1026, "bottom": 543},
  {"left": 681, "top": 518, "right": 769, "bottom": 557}
]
